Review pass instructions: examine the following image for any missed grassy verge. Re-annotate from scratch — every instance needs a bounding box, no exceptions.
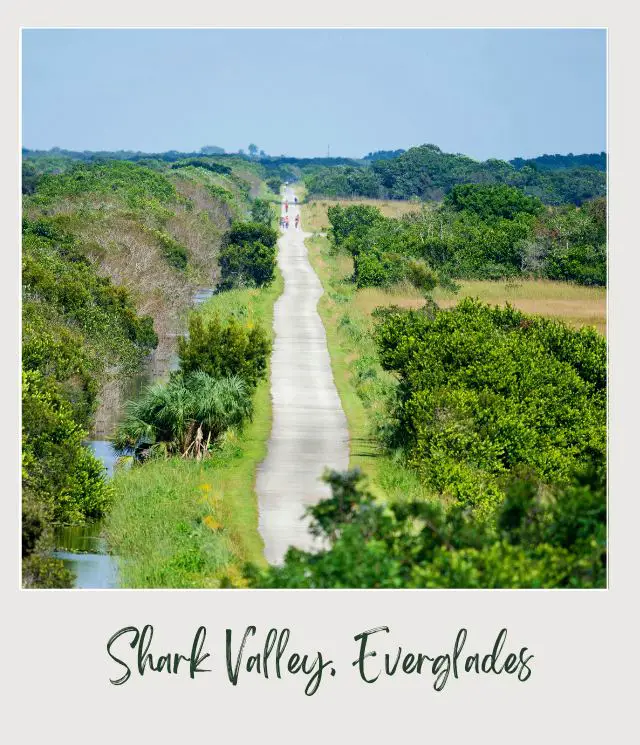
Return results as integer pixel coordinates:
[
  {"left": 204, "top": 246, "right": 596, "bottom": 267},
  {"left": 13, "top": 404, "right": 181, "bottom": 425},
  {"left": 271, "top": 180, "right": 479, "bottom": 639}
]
[
  {"left": 106, "top": 267, "right": 283, "bottom": 587},
  {"left": 303, "top": 231, "right": 433, "bottom": 504}
]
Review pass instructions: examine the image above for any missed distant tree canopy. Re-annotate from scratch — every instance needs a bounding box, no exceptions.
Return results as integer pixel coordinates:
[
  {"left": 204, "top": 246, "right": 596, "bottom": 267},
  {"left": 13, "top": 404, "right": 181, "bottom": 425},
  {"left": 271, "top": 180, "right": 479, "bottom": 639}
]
[
  {"left": 171, "top": 159, "right": 232, "bottom": 174},
  {"left": 510, "top": 152, "right": 606, "bottom": 172},
  {"left": 363, "top": 149, "right": 406, "bottom": 161},
  {"left": 304, "top": 144, "right": 606, "bottom": 205},
  {"left": 444, "top": 183, "right": 544, "bottom": 221},
  {"left": 199, "top": 145, "right": 226, "bottom": 155}
]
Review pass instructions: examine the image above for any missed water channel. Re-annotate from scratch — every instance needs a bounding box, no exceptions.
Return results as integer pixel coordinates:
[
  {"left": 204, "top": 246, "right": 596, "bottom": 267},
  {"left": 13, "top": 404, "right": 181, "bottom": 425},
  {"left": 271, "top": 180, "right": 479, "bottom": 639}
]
[{"left": 51, "top": 286, "right": 215, "bottom": 588}]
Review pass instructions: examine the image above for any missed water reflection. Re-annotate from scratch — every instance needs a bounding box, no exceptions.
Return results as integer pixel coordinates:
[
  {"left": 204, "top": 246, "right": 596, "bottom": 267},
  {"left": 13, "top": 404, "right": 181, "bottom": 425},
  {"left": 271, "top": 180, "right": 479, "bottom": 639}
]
[
  {"left": 51, "top": 523, "right": 119, "bottom": 589},
  {"left": 52, "top": 443, "right": 121, "bottom": 589}
]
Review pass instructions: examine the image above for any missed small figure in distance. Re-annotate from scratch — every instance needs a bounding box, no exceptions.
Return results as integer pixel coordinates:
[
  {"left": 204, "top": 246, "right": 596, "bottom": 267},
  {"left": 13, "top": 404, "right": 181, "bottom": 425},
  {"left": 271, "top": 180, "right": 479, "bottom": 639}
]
[
  {"left": 285, "top": 215, "right": 289, "bottom": 230},
  {"left": 295, "top": 214, "right": 300, "bottom": 230},
  {"left": 294, "top": 195, "right": 298, "bottom": 204},
  {"left": 285, "top": 201, "right": 289, "bottom": 214}
]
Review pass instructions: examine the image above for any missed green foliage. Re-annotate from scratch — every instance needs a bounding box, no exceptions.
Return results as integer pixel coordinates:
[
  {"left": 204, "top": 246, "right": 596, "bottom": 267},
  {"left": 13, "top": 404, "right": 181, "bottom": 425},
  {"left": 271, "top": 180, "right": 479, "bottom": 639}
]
[
  {"left": 178, "top": 312, "right": 271, "bottom": 388},
  {"left": 32, "top": 160, "right": 177, "bottom": 210},
  {"left": 250, "top": 198, "right": 275, "bottom": 226},
  {"left": 172, "top": 158, "right": 232, "bottom": 174},
  {"left": 327, "top": 204, "right": 385, "bottom": 248},
  {"left": 511, "top": 152, "right": 606, "bottom": 172},
  {"left": 21, "top": 217, "right": 157, "bottom": 582},
  {"left": 375, "top": 300, "right": 606, "bottom": 514},
  {"left": 22, "top": 370, "right": 113, "bottom": 525},
  {"left": 445, "top": 183, "right": 544, "bottom": 221},
  {"left": 219, "top": 221, "right": 278, "bottom": 289},
  {"left": 326, "top": 189, "right": 606, "bottom": 286},
  {"left": 250, "top": 466, "right": 605, "bottom": 589},
  {"left": 545, "top": 243, "right": 606, "bottom": 286},
  {"left": 226, "top": 221, "right": 278, "bottom": 249},
  {"left": 22, "top": 219, "right": 158, "bottom": 378},
  {"left": 113, "top": 371, "right": 253, "bottom": 459},
  {"left": 145, "top": 227, "right": 188, "bottom": 270},
  {"left": 22, "top": 555, "right": 75, "bottom": 588},
  {"left": 22, "top": 160, "right": 39, "bottom": 194},
  {"left": 304, "top": 144, "right": 606, "bottom": 205},
  {"left": 265, "top": 176, "right": 283, "bottom": 194},
  {"left": 304, "top": 165, "right": 384, "bottom": 199}
]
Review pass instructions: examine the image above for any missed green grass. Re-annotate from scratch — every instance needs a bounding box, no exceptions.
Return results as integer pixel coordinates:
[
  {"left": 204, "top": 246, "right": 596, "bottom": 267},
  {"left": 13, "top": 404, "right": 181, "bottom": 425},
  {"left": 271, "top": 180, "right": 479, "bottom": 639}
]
[
  {"left": 304, "top": 232, "right": 434, "bottom": 504},
  {"left": 106, "top": 266, "right": 284, "bottom": 587}
]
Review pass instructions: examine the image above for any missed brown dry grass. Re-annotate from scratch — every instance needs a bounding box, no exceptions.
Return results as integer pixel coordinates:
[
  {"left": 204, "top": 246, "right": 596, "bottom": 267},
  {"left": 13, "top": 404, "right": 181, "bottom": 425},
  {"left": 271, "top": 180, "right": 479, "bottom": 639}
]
[
  {"left": 332, "top": 239, "right": 606, "bottom": 334},
  {"left": 354, "top": 277, "right": 606, "bottom": 335},
  {"left": 433, "top": 279, "right": 606, "bottom": 335},
  {"left": 301, "top": 197, "right": 425, "bottom": 233},
  {"left": 27, "top": 181, "right": 234, "bottom": 434}
]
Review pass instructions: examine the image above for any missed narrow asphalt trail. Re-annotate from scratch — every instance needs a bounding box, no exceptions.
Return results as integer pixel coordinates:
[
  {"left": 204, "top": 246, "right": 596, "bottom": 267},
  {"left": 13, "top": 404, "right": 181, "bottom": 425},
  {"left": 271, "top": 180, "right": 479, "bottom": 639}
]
[{"left": 256, "top": 187, "right": 349, "bottom": 565}]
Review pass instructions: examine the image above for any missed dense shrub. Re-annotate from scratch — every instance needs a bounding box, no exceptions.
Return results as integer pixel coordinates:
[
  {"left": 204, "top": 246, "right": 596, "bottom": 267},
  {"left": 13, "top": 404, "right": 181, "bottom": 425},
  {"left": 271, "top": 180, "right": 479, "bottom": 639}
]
[
  {"left": 22, "top": 554, "right": 75, "bottom": 589},
  {"left": 171, "top": 159, "right": 232, "bottom": 174},
  {"left": 327, "top": 204, "right": 385, "bottom": 248},
  {"left": 225, "top": 221, "right": 278, "bottom": 249},
  {"left": 375, "top": 300, "right": 606, "bottom": 514},
  {"left": 444, "top": 183, "right": 544, "bottom": 221},
  {"left": 146, "top": 227, "right": 188, "bottom": 270},
  {"left": 178, "top": 312, "right": 271, "bottom": 388},
  {"left": 219, "top": 221, "right": 278, "bottom": 289},
  {"left": 250, "top": 466, "right": 605, "bottom": 589},
  {"left": 327, "top": 191, "right": 606, "bottom": 285},
  {"left": 32, "top": 160, "right": 177, "bottom": 210},
  {"left": 250, "top": 198, "right": 275, "bottom": 227},
  {"left": 265, "top": 176, "right": 283, "bottom": 194},
  {"left": 22, "top": 370, "right": 112, "bottom": 525},
  {"left": 304, "top": 165, "right": 384, "bottom": 199}
]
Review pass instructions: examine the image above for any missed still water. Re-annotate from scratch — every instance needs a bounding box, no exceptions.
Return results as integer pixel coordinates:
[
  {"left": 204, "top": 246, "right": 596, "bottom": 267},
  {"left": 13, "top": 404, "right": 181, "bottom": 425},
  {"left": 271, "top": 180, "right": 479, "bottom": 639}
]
[
  {"left": 53, "top": 286, "right": 215, "bottom": 588},
  {"left": 51, "top": 441, "right": 121, "bottom": 589}
]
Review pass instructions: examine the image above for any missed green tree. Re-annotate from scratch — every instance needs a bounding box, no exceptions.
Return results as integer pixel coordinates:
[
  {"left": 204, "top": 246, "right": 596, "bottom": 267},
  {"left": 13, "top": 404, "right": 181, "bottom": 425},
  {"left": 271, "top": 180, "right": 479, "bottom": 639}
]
[
  {"left": 178, "top": 312, "right": 271, "bottom": 388},
  {"left": 248, "top": 466, "right": 605, "bottom": 589},
  {"left": 375, "top": 300, "right": 606, "bottom": 515},
  {"left": 251, "top": 198, "right": 275, "bottom": 227},
  {"left": 219, "top": 221, "right": 278, "bottom": 289}
]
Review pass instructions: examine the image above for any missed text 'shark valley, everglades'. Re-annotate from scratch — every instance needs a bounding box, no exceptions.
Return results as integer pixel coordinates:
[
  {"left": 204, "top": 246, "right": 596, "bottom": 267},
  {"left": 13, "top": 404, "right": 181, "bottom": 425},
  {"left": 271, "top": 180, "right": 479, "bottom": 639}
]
[{"left": 107, "top": 625, "right": 534, "bottom": 695}]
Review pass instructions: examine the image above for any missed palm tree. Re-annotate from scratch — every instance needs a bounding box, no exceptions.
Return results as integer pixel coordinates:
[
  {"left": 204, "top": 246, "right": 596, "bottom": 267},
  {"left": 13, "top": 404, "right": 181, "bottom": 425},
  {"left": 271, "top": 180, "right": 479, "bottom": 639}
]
[{"left": 113, "top": 372, "right": 252, "bottom": 459}]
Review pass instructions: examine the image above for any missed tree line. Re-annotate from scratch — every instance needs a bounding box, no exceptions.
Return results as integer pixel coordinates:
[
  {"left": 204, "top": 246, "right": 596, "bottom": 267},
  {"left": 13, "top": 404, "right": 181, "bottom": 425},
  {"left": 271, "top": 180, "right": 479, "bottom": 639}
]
[
  {"left": 304, "top": 144, "right": 606, "bottom": 205},
  {"left": 327, "top": 184, "right": 606, "bottom": 286}
]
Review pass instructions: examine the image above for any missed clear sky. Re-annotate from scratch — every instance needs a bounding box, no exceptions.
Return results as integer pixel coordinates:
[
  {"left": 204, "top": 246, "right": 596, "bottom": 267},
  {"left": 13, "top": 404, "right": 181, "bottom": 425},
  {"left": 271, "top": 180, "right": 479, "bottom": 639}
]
[{"left": 21, "top": 29, "right": 606, "bottom": 161}]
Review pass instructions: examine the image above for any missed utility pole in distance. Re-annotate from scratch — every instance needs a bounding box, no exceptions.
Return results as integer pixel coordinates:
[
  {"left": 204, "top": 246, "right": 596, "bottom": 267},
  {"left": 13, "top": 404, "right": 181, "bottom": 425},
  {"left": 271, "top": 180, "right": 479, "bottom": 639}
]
[{"left": 327, "top": 144, "right": 330, "bottom": 158}]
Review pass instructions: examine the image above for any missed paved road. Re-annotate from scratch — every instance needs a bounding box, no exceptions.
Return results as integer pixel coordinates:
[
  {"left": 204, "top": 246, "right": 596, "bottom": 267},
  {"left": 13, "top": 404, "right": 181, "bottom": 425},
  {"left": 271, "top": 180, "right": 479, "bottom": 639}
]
[{"left": 256, "top": 187, "right": 349, "bottom": 565}]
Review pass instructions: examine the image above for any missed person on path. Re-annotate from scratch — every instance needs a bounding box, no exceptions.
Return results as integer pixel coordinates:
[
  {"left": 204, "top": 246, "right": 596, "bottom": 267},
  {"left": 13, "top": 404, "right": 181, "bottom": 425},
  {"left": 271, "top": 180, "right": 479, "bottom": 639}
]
[
  {"left": 294, "top": 196, "right": 298, "bottom": 204},
  {"left": 285, "top": 201, "right": 289, "bottom": 214},
  {"left": 295, "top": 214, "right": 300, "bottom": 230},
  {"left": 285, "top": 215, "right": 289, "bottom": 229}
]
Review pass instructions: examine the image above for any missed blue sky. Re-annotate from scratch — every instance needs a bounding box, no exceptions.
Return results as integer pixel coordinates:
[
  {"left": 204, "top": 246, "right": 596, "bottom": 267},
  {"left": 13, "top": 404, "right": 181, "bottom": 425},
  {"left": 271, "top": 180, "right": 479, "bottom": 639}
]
[{"left": 21, "top": 29, "right": 606, "bottom": 160}]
